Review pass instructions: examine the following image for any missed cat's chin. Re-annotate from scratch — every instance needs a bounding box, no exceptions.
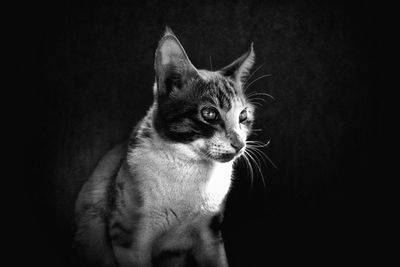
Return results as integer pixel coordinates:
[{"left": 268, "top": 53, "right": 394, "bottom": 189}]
[{"left": 208, "top": 153, "right": 238, "bottom": 163}]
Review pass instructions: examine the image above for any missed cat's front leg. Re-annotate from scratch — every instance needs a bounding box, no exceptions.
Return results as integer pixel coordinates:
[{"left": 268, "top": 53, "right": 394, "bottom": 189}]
[
  {"left": 112, "top": 241, "right": 153, "bottom": 267},
  {"left": 194, "top": 231, "right": 229, "bottom": 267},
  {"left": 111, "top": 224, "right": 155, "bottom": 267},
  {"left": 215, "top": 240, "right": 229, "bottom": 267},
  {"left": 112, "top": 244, "right": 141, "bottom": 267}
]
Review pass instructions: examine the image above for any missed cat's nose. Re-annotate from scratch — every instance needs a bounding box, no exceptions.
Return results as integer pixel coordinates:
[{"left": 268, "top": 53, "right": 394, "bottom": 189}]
[{"left": 231, "top": 137, "right": 245, "bottom": 153}]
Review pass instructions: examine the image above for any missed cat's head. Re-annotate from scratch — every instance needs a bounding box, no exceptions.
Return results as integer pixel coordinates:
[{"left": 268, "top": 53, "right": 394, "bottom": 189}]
[{"left": 153, "top": 28, "right": 256, "bottom": 163}]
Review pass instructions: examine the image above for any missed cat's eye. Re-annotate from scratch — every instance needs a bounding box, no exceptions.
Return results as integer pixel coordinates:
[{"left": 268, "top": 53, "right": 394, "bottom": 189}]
[
  {"left": 239, "top": 109, "right": 248, "bottom": 123},
  {"left": 201, "top": 107, "right": 219, "bottom": 122}
]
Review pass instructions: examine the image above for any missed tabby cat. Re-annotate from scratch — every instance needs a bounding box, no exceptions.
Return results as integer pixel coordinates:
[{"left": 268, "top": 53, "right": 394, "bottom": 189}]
[{"left": 74, "top": 28, "right": 257, "bottom": 267}]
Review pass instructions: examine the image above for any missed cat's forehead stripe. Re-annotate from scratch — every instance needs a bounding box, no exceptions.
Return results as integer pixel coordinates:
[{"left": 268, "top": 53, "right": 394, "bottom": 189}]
[
  {"left": 212, "top": 76, "right": 237, "bottom": 110},
  {"left": 199, "top": 78, "right": 229, "bottom": 110},
  {"left": 198, "top": 73, "right": 247, "bottom": 113}
]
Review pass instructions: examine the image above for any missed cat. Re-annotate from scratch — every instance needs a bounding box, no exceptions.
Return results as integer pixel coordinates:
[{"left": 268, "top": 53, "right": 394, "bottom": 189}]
[{"left": 74, "top": 27, "right": 256, "bottom": 267}]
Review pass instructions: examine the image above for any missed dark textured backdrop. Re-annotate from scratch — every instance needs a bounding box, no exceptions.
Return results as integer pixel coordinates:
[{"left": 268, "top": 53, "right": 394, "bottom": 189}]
[{"left": 16, "top": 0, "right": 380, "bottom": 266}]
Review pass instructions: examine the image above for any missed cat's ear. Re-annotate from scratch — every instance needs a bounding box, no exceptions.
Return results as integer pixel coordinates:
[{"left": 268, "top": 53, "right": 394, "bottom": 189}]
[
  {"left": 219, "top": 43, "right": 255, "bottom": 87},
  {"left": 154, "top": 28, "right": 198, "bottom": 97}
]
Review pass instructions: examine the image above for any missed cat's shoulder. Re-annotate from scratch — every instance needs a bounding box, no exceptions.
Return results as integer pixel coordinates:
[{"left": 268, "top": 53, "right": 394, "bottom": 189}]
[{"left": 75, "top": 142, "right": 128, "bottom": 211}]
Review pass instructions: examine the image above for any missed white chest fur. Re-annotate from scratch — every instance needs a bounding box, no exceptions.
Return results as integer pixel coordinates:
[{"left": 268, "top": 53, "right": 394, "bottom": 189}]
[
  {"left": 128, "top": 145, "right": 233, "bottom": 216},
  {"left": 202, "top": 162, "right": 233, "bottom": 211}
]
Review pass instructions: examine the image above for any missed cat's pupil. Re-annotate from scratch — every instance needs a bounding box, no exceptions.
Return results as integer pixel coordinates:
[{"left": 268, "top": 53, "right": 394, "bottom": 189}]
[
  {"left": 239, "top": 109, "right": 247, "bottom": 123},
  {"left": 201, "top": 107, "right": 219, "bottom": 122}
]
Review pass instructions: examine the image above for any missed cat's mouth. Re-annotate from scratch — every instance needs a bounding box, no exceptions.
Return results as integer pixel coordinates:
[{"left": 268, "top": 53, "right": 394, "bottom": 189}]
[
  {"left": 197, "top": 145, "right": 245, "bottom": 163},
  {"left": 214, "top": 153, "right": 236, "bottom": 163},
  {"left": 210, "top": 151, "right": 244, "bottom": 163}
]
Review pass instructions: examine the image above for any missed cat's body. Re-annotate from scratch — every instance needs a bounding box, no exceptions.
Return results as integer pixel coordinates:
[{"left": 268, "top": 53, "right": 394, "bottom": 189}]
[{"left": 74, "top": 28, "right": 256, "bottom": 267}]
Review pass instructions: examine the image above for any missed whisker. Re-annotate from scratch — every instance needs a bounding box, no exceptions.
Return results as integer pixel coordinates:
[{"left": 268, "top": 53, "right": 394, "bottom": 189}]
[
  {"left": 249, "top": 145, "right": 277, "bottom": 169},
  {"left": 246, "top": 140, "right": 271, "bottom": 147},
  {"left": 244, "top": 150, "right": 266, "bottom": 188},
  {"left": 240, "top": 153, "right": 254, "bottom": 190},
  {"left": 247, "top": 147, "right": 274, "bottom": 189},
  {"left": 244, "top": 74, "right": 272, "bottom": 92},
  {"left": 245, "top": 154, "right": 255, "bottom": 191},
  {"left": 246, "top": 147, "right": 264, "bottom": 167},
  {"left": 248, "top": 101, "right": 264, "bottom": 107},
  {"left": 246, "top": 139, "right": 277, "bottom": 169},
  {"left": 247, "top": 92, "right": 272, "bottom": 97},
  {"left": 263, "top": 152, "right": 277, "bottom": 169},
  {"left": 246, "top": 150, "right": 266, "bottom": 180},
  {"left": 246, "top": 92, "right": 275, "bottom": 101},
  {"left": 244, "top": 64, "right": 264, "bottom": 87},
  {"left": 247, "top": 97, "right": 267, "bottom": 103},
  {"left": 247, "top": 146, "right": 267, "bottom": 166},
  {"left": 242, "top": 151, "right": 255, "bottom": 183},
  {"left": 244, "top": 150, "right": 262, "bottom": 176},
  {"left": 209, "top": 55, "right": 213, "bottom": 71}
]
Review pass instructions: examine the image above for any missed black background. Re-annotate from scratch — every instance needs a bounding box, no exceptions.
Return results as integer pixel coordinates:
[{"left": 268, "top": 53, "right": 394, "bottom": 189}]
[{"left": 12, "top": 0, "right": 382, "bottom": 266}]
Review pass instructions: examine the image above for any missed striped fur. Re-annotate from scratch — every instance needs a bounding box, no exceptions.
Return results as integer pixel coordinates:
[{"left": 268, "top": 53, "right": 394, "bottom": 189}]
[{"left": 74, "top": 28, "right": 256, "bottom": 267}]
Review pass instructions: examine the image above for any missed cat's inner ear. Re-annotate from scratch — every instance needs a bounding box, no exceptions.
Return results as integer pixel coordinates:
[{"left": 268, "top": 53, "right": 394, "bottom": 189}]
[
  {"left": 154, "top": 31, "right": 198, "bottom": 96},
  {"left": 219, "top": 43, "right": 255, "bottom": 87}
]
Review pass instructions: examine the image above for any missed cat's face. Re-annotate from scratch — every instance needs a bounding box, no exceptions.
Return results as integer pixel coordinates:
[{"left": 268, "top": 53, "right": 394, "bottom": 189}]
[{"left": 153, "top": 29, "right": 255, "bottom": 163}]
